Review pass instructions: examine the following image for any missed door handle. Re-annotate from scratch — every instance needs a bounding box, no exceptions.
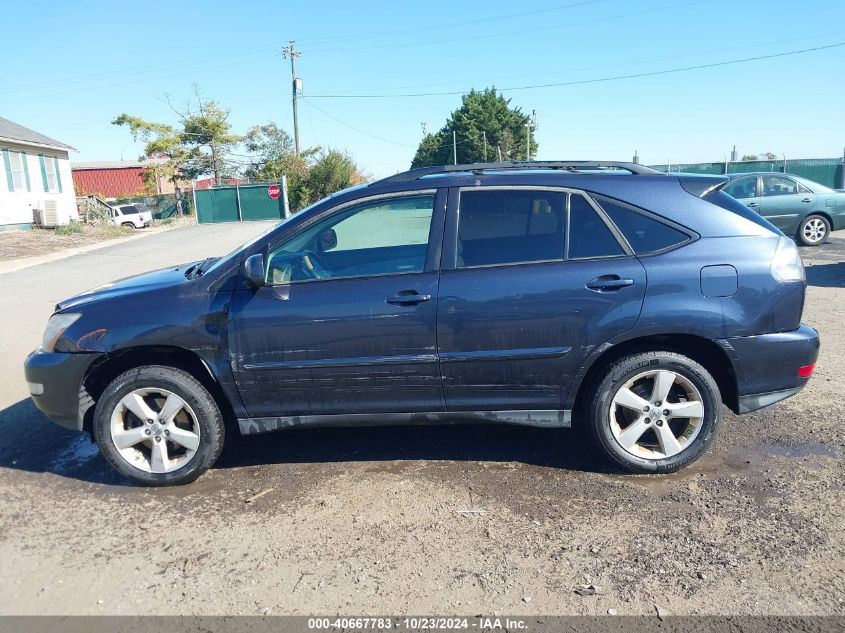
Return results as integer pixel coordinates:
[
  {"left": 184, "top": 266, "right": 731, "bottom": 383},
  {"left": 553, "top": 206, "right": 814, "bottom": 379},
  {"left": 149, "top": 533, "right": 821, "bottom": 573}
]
[
  {"left": 386, "top": 290, "right": 432, "bottom": 305},
  {"left": 747, "top": 202, "right": 759, "bottom": 208},
  {"left": 586, "top": 275, "right": 635, "bottom": 292},
  {"left": 801, "top": 198, "right": 812, "bottom": 203}
]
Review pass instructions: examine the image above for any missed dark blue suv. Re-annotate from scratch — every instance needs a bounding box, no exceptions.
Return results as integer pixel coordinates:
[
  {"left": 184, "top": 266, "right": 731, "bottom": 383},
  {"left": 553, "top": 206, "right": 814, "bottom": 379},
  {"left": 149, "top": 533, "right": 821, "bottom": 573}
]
[{"left": 24, "top": 162, "right": 820, "bottom": 486}]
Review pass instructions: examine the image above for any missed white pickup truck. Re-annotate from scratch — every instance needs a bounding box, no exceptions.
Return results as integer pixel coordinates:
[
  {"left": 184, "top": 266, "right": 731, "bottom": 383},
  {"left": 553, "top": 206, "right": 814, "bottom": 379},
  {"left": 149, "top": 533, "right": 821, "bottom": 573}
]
[{"left": 109, "top": 204, "right": 151, "bottom": 229}]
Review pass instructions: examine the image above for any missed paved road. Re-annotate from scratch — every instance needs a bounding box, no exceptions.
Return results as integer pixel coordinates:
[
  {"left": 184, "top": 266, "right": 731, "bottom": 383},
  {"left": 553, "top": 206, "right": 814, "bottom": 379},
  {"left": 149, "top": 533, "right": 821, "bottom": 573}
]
[
  {"left": 0, "top": 225, "right": 842, "bottom": 616},
  {"left": 0, "top": 221, "right": 274, "bottom": 416}
]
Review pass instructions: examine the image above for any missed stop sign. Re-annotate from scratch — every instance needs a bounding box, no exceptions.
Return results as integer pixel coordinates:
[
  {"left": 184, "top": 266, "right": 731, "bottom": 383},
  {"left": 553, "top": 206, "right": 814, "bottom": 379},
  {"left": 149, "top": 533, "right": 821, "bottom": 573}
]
[{"left": 267, "top": 184, "right": 281, "bottom": 199}]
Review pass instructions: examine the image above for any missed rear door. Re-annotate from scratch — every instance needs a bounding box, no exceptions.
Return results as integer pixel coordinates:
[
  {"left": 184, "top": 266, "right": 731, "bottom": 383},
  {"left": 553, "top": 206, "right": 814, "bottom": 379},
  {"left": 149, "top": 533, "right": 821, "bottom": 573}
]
[
  {"left": 436, "top": 187, "right": 647, "bottom": 411},
  {"left": 759, "top": 175, "right": 816, "bottom": 234}
]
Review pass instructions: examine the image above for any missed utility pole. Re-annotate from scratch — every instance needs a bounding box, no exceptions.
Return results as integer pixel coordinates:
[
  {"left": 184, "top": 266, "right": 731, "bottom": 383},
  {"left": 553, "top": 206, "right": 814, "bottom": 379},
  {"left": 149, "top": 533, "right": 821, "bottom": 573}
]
[
  {"left": 525, "top": 110, "right": 537, "bottom": 161},
  {"left": 452, "top": 130, "right": 457, "bottom": 165},
  {"left": 282, "top": 41, "right": 302, "bottom": 155},
  {"left": 482, "top": 131, "right": 488, "bottom": 162},
  {"left": 497, "top": 145, "right": 502, "bottom": 161}
]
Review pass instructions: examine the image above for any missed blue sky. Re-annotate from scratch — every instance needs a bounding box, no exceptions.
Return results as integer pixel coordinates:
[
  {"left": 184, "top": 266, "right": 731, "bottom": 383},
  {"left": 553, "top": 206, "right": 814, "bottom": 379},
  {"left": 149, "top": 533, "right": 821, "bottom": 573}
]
[{"left": 3, "top": 0, "right": 845, "bottom": 177}]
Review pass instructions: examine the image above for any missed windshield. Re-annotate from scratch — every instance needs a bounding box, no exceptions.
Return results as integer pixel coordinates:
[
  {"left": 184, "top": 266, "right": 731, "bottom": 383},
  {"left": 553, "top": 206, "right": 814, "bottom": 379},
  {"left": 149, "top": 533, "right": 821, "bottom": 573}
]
[{"left": 203, "top": 184, "right": 371, "bottom": 275}]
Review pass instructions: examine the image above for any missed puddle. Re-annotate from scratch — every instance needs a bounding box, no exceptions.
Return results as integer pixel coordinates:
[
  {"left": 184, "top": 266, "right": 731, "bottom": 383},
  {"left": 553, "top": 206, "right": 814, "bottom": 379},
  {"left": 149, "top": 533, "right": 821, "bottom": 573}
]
[
  {"left": 48, "top": 435, "right": 100, "bottom": 473},
  {"left": 605, "top": 441, "right": 841, "bottom": 493}
]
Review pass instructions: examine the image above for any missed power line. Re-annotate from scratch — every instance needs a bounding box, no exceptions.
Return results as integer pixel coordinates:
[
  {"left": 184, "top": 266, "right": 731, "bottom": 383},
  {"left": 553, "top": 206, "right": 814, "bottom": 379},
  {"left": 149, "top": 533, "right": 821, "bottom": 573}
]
[
  {"left": 302, "top": 97, "right": 477, "bottom": 152},
  {"left": 300, "top": 98, "right": 413, "bottom": 147},
  {"left": 295, "top": 0, "right": 613, "bottom": 47},
  {"left": 306, "top": 40, "right": 845, "bottom": 99},
  {"left": 302, "top": 0, "right": 704, "bottom": 54}
]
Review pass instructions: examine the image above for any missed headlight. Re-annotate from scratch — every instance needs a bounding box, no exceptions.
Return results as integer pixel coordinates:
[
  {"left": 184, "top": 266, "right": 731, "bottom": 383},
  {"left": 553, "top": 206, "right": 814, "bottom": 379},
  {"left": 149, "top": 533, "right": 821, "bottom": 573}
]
[
  {"left": 771, "top": 237, "right": 805, "bottom": 283},
  {"left": 41, "top": 313, "right": 82, "bottom": 352}
]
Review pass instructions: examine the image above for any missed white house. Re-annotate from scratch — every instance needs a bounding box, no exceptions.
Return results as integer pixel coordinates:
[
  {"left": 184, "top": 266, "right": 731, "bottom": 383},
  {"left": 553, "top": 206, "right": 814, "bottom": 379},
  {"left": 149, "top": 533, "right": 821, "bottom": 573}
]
[{"left": 0, "top": 116, "right": 77, "bottom": 230}]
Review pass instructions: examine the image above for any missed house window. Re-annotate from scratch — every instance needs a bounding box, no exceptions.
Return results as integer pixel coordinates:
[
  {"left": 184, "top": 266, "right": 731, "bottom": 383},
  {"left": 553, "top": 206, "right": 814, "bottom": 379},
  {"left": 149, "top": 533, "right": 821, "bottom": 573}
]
[
  {"left": 44, "top": 156, "right": 59, "bottom": 192},
  {"left": 8, "top": 152, "right": 26, "bottom": 191}
]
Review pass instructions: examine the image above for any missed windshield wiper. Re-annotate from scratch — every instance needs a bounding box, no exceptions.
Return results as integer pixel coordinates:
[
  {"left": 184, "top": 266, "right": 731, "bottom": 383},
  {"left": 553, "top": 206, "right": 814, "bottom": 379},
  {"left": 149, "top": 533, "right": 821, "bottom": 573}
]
[{"left": 185, "top": 257, "right": 219, "bottom": 279}]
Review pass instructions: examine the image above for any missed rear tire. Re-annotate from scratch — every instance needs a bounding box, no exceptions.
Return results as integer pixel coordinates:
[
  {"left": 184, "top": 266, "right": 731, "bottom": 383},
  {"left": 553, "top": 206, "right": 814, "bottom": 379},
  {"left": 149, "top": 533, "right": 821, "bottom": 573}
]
[
  {"left": 121, "top": 222, "right": 136, "bottom": 230},
  {"left": 585, "top": 351, "right": 721, "bottom": 474},
  {"left": 93, "top": 365, "right": 225, "bottom": 486},
  {"left": 797, "top": 214, "right": 830, "bottom": 246}
]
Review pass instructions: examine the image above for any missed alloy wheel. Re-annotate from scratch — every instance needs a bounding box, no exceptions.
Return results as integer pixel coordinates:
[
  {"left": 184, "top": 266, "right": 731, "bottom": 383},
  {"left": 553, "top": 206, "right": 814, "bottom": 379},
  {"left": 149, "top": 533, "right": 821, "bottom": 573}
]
[
  {"left": 109, "top": 388, "right": 201, "bottom": 473},
  {"left": 802, "top": 218, "right": 827, "bottom": 244},
  {"left": 609, "top": 369, "right": 705, "bottom": 460}
]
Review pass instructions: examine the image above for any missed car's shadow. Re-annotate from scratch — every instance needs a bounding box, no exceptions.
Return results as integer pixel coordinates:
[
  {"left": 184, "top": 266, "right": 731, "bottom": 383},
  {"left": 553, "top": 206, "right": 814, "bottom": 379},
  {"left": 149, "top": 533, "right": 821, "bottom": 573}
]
[
  {"left": 0, "top": 399, "right": 611, "bottom": 487},
  {"left": 805, "top": 262, "right": 845, "bottom": 288}
]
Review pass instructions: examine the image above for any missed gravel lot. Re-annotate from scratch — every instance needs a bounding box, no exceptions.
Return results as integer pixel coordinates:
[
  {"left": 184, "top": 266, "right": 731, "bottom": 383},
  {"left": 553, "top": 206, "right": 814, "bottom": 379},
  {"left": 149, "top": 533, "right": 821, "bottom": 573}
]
[{"left": 0, "top": 224, "right": 842, "bottom": 616}]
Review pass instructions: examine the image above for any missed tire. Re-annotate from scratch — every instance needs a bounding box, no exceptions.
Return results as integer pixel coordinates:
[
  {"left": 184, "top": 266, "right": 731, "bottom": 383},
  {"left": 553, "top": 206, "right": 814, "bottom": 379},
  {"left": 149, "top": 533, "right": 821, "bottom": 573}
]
[
  {"left": 585, "top": 351, "right": 721, "bottom": 474},
  {"left": 93, "top": 365, "right": 225, "bottom": 486},
  {"left": 797, "top": 214, "right": 830, "bottom": 246},
  {"left": 121, "top": 222, "right": 136, "bottom": 230}
]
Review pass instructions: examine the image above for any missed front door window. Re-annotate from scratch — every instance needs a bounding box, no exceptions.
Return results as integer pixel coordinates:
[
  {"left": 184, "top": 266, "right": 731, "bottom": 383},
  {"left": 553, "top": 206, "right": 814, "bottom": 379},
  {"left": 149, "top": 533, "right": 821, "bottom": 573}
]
[{"left": 266, "top": 194, "right": 434, "bottom": 284}]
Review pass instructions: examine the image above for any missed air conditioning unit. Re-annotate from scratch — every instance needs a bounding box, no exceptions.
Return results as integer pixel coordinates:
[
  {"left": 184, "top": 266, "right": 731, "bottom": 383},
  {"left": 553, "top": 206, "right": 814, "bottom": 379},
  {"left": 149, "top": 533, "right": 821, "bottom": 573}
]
[{"left": 35, "top": 201, "right": 59, "bottom": 227}]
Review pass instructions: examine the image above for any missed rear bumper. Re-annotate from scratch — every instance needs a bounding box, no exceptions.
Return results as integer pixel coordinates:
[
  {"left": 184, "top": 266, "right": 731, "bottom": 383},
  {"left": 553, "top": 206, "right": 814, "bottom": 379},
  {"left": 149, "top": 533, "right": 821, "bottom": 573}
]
[
  {"left": 23, "top": 350, "right": 100, "bottom": 431},
  {"left": 722, "top": 324, "right": 820, "bottom": 413}
]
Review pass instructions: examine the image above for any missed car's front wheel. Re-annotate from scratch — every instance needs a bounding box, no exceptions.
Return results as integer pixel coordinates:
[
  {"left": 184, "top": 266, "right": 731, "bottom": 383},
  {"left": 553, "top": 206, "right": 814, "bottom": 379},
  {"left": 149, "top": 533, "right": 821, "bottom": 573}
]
[
  {"left": 93, "top": 365, "right": 225, "bottom": 486},
  {"left": 586, "top": 351, "right": 721, "bottom": 473},
  {"left": 797, "top": 214, "right": 830, "bottom": 246}
]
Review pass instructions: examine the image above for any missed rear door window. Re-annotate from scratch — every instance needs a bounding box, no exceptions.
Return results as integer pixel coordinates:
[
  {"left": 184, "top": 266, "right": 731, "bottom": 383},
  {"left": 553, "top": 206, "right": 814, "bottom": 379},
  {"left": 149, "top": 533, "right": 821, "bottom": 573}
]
[
  {"left": 457, "top": 189, "right": 565, "bottom": 267},
  {"left": 762, "top": 175, "right": 800, "bottom": 197},
  {"left": 597, "top": 198, "right": 691, "bottom": 254}
]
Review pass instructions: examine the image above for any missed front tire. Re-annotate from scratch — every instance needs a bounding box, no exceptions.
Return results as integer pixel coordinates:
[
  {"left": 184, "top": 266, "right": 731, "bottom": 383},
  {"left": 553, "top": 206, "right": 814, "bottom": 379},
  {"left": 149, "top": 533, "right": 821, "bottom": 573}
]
[
  {"left": 93, "top": 365, "right": 225, "bottom": 486},
  {"left": 586, "top": 351, "right": 721, "bottom": 474},
  {"left": 797, "top": 214, "right": 830, "bottom": 246}
]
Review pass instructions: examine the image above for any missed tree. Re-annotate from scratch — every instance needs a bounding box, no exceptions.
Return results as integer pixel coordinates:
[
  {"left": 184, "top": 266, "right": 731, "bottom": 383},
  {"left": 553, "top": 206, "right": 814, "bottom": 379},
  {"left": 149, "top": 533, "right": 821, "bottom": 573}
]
[
  {"left": 301, "top": 149, "right": 367, "bottom": 208},
  {"left": 411, "top": 87, "right": 537, "bottom": 168},
  {"left": 111, "top": 114, "right": 188, "bottom": 202},
  {"left": 740, "top": 152, "right": 778, "bottom": 162},
  {"left": 243, "top": 122, "right": 314, "bottom": 209},
  {"left": 113, "top": 90, "right": 242, "bottom": 191},
  {"left": 244, "top": 124, "right": 366, "bottom": 211}
]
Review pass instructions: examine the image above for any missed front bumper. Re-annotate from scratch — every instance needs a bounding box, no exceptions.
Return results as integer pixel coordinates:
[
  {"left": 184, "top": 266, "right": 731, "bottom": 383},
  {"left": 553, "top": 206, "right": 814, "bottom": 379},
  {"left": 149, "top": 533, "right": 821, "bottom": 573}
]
[
  {"left": 721, "top": 324, "right": 820, "bottom": 414},
  {"left": 23, "top": 350, "right": 100, "bottom": 431}
]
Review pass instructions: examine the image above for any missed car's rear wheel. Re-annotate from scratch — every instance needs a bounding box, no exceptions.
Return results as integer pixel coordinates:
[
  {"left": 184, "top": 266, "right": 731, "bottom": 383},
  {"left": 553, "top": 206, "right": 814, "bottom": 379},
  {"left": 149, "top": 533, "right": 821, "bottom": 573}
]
[
  {"left": 93, "top": 365, "right": 224, "bottom": 486},
  {"left": 586, "top": 351, "right": 721, "bottom": 473},
  {"left": 797, "top": 214, "right": 830, "bottom": 246},
  {"left": 121, "top": 222, "right": 136, "bottom": 230}
]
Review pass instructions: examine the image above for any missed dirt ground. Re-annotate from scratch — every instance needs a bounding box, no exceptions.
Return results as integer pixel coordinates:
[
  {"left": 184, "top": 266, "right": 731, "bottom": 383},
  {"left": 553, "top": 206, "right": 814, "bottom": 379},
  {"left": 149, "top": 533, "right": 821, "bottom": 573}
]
[
  {"left": 0, "top": 231, "right": 842, "bottom": 616},
  {"left": 0, "top": 218, "right": 192, "bottom": 261}
]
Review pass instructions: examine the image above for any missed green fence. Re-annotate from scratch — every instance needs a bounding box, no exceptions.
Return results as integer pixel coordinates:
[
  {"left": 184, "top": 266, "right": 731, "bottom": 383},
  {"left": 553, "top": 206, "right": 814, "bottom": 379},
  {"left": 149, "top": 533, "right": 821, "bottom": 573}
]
[
  {"left": 649, "top": 157, "right": 845, "bottom": 189},
  {"left": 195, "top": 183, "right": 286, "bottom": 224}
]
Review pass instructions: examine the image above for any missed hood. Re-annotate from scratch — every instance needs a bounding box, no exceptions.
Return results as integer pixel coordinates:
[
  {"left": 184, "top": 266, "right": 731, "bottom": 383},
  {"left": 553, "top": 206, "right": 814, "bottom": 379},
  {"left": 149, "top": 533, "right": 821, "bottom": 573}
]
[{"left": 56, "top": 262, "right": 198, "bottom": 312}]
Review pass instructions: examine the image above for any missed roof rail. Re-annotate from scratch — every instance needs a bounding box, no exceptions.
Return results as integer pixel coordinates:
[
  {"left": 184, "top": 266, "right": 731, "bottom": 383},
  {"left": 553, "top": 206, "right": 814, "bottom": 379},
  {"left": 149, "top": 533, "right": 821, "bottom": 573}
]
[{"left": 377, "top": 161, "right": 665, "bottom": 184}]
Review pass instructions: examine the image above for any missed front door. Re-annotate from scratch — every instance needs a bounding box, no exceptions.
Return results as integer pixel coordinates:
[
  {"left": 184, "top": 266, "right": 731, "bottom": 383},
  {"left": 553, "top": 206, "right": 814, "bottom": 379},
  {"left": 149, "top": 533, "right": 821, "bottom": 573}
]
[
  {"left": 230, "top": 190, "right": 446, "bottom": 418},
  {"left": 436, "top": 187, "right": 646, "bottom": 411},
  {"left": 759, "top": 174, "right": 816, "bottom": 234}
]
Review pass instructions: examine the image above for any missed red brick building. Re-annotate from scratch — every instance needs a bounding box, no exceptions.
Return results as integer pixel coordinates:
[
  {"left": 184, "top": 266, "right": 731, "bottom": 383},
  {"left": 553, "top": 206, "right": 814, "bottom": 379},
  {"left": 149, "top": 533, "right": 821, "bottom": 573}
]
[{"left": 71, "top": 159, "right": 188, "bottom": 198}]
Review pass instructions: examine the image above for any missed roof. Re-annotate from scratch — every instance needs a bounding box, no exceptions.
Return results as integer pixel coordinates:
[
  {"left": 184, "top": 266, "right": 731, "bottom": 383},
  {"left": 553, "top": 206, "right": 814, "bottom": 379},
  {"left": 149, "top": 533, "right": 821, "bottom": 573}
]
[
  {"left": 72, "top": 158, "right": 169, "bottom": 170},
  {"left": 0, "top": 116, "right": 75, "bottom": 151}
]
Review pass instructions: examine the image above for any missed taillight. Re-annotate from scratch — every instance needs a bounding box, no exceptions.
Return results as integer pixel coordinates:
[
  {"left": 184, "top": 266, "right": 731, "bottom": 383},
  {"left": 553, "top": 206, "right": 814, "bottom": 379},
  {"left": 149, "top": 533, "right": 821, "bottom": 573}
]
[
  {"left": 798, "top": 364, "right": 815, "bottom": 378},
  {"left": 771, "top": 237, "right": 805, "bottom": 282}
]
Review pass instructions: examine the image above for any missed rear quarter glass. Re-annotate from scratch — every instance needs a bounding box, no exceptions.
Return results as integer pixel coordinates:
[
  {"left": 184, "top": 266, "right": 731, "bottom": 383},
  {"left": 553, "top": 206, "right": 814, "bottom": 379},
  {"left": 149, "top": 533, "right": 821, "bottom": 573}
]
[{"left": 706, "top": 188, "right": 783, "bottom": 235}]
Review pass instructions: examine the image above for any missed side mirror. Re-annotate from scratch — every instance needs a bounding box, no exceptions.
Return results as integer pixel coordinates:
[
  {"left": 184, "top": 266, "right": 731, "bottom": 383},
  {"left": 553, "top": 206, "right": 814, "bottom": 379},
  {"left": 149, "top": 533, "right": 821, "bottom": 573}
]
[{"left": 243, "top": 253, "right": 266, "bottom": 288}]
